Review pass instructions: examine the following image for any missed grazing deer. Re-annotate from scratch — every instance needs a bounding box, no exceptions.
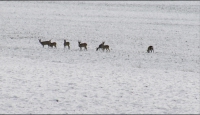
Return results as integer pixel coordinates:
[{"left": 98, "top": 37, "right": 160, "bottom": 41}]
[
  {"left": 64, "top": 40, "right": 70, "bottom": 49},
  {"left": 96, "top": 41, "right": 110, "bottom": 52},
  {"left": 39, "top": 39, "right": 51, "bottom": 48},
  {"left": 49, "top": 42, "right": 57, "bottom": 48},
  {"left": 78, "top": 41, "right": 87, "bottom": 51},
  {"left": 147, "top": 46, "right": 154, "bottom": 53}
]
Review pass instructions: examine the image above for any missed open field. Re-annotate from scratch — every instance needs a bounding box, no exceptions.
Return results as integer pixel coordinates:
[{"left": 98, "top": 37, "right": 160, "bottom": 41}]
[{"left": 0, "top": 1, "right": 199, "bottom": 114}]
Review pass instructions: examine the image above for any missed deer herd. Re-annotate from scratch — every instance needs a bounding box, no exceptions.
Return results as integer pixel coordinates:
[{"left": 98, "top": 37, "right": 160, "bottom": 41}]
[{"left": 39, "top": 39, "right": 154, "bottom": 53}]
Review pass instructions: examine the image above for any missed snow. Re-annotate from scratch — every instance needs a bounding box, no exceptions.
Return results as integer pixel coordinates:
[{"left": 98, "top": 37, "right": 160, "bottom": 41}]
[{"left": 0, "top": 1, "right": 199, "bottom": 114}]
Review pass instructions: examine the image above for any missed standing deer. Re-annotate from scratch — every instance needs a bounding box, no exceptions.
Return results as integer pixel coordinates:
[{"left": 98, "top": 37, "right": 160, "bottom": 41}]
[
  {"left": 49, "top": 41, "right": 57, "bottom": 48},
  {"left": 38, "top": 39, "right": 51, "bottom": 48},
  {"left": 64, "top": 40, "right": 70, "bottom": 49},
  {"left": 78, "top": 41, "right": 87, "bottom": 51},
  {"left": 147, "top": 46, "right": 154, "bottom": 53}
]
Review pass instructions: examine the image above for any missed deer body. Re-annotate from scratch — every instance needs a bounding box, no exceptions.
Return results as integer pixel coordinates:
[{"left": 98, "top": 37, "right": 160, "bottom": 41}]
[
  {"left": 147, "top": 46, "right": 154, "bottom": 53},
  {"left": 64, "top": 40, "right": 70, "bottom": 49},
  {"left": 78, "top": 41, "right": 87, "bottom": 51},
  {"left": 39, "top": 39, "right": 51, "bottom": 48},
  {"left": 102, "top": 45, "right": 110, "bottom": 52},
  {"left": 49, "top": 42, "right": 57, "bottom": 48}
]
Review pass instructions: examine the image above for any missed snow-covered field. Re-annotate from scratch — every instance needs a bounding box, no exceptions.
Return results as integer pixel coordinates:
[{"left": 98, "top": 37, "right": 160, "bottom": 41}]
[{"left": 0, "top": 1, "right": 199, "bottom": 114}]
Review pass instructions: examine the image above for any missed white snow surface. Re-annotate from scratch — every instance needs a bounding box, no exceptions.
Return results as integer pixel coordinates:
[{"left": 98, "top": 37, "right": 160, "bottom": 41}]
[{"left": 0, "top": 1, "right": 200, "bottom": 114}]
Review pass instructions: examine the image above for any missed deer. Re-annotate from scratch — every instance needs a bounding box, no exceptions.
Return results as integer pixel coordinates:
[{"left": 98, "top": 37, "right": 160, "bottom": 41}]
[
  {"left": 78, "top": 41, "right": 87, "bottom": 51},
  {"left": 64, "top": 40, "right": 70, "bottom": 49},
  {"left": 49, "top": 41, "right": 57, "bottom": 48},
  {"left": 38, "top": 39, "right": 51, "bottom": 48},
  {"left": 96, "top": 41, "right": 110, "bottom": 52},
  {"left": 147, "top": 46, "right": 154, "bottom": 53}
]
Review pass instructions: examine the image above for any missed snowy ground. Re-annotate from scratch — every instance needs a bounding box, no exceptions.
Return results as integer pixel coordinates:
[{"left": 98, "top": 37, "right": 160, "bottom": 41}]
[{"left": 0, "top": 1, "right": 199, "bottom": 114}]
